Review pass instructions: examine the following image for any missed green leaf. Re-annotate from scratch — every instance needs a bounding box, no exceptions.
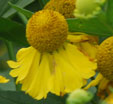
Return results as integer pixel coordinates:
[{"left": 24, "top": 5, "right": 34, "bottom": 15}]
[
  {"left": 2, "top": 0, "right": 34, "bottom": 18},
  {"left": 0, "top": 17, "right": 28, "bottom": 46},
  {"left": 0, "top": 91, "right": 66, "bottom": 104},
  {"left": 38, "top": 0, "right": 50, "bottom": 9},
  {"left": 8, "top": 2, "right": 33, "bottom": 18},
  {"left": 67, "top": 1, "right": 113, "bottom": 37},
  {"left": 41, "top": 0, "right": 50, "bottom": 6},
  {"left": 45, "top": 93, "right": 66, "bottom": 104},
  {"left": 0, "top": 91, "right": 41, "bottom": 104},
  {"left": 0, "top": 0, "right": 11, "bottom": 16},
  {"left": 106, "top": 0, "right": 113, "bottom": 27},
  {"left": 67, "top": 13, "right": 113, "bottom": 36}
]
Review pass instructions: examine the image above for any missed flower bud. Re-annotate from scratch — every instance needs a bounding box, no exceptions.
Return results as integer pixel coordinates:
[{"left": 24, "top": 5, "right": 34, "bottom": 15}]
[
  {"left": 74, "top": 0, "right": 106, "bottom": 19},
  {"left": 67, "top": 89, "right": 93, "bottom": 104}
]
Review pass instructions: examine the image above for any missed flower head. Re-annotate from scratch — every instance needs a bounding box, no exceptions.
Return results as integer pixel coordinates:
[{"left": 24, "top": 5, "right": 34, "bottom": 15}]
[
  {"left": 97, "top": 36, "right": 113, "bottom": 81},
  {"left": 44, "top": 0, "right": 76, "bottom": 18},
  {"left": 26, "top": 10, "right": 68, "bottom": 52},
  {"left": 8, "top": 10, "right": 97, "bottom": 100},
  {"left": 74, "top": 0, "right": 105, "bottom": 19},
  {"left": 84, "top": 36, "right": 113, "bottom": 99}
]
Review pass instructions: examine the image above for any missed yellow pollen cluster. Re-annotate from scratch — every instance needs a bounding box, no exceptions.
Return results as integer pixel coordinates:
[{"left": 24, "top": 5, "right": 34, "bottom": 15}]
[
  {"left": 97, "top": 36, "right": 113, "bottom": 80},
  {"left": 44, "top": 0, "right": 76, "bottom": 18},
  {"left": 26, "top": 10, "right": 68, "bottom": 52}
]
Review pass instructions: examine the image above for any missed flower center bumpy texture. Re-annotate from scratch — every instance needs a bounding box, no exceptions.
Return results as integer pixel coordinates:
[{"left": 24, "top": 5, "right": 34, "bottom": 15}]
[
  {"left": 26, "top": 10, "right": 68, "bottom": 52},
  {"left": 44, "top": 0, "right": 76, "bottom": 18},
  {"left": 97, "top": 36, "right": 113, "bottom": 81}
]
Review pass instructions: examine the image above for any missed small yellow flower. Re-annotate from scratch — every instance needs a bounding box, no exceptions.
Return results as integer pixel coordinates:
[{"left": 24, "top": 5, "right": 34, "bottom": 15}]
[
  {"left": 0, "top": 76, "right": 9, "bottom": 83},
  {"left": 8, "top": 10, "right": 96, "bottom": 100},
  {"left": 85, "top": 36, "right": 113, "bottom": 98},
  {"left": 44, "top": 0, "right": 76, "bottom": 18}
]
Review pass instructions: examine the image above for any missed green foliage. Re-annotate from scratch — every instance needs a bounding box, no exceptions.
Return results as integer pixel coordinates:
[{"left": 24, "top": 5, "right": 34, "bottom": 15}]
[
  {"left": 0, "top": 91, "right": 41, "bottom": 104},
  {"left": 38, "top": 0, "right": 50, "bottom": 9},
  {"left": 0, "top": 17, "right": 28, "bottom": 46},
  {"left": 0, "top": 91, "right": 66, "bottom": 104},
  {"left": 0, "top": 70, "right": 16, "bottom": 91},
  {"left": 0, "top": 0, "right": 10, "bottom": 16},
  {"left": 8, "top": 2, "right": 33, "bottom": 18},
  {"left": 106, "top": 0, "right": 113, "bottom": 27},
  {"left": 67, "top": 14, "right": 113, "bottom": 36},
  {"left": 67, "top": 0, "right": 113, "bottom": 37},
  {"left": 67, "top": 0, "right": 113, "bottom": 36},
  {"left": 2, "top": 0, "right": 34, "bottom": 18}
]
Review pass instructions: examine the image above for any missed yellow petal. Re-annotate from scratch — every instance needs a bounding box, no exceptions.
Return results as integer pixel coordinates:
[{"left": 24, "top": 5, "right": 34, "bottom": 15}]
[
  {"left": 53, "top": 49, "right": 83, "bottom": 93},
  {"left": 78, "top": 42, "right": 97, "bottom": 60},
  {"left": 21, "top": 50, "right": 40, "bottom": 92},
  {"left": 7, "top": 60, "right": 21, "bottom": 68},
  {"left": 0, "top": 76, "right": 9, "bottom": 83},
  {"left": 16, "top": 47, "right": 33, "bottom": 61},
  {"left": 98, "top": 77, "right": 109, "bottom": 95},
  {"left": 105, "top": 93, "right": 113, "bottom": 103},
  {"left": 34, "top": 53, "right": 51, "bottom": 100},
  {"left": 64, "top": 43, "right": 96, "bottom": 79},
  {"left": 84, "top": 73, "right": 103, "bottom": 90},
  {"left": 16, "top": 48, "right": 38, "bottom": 82},
  {"left": 67, "top": 33, "right": 89, "bottom": 43},
  {"left": 48, "top": 54, "right": 64, "bottom": 96},
  {"left": 10, "top": 47, "right": 39, "bottom": 82},
  {"left": 22, "top": 53, "right": 51, "bottom": 100},
  {"left": 10, "top": 68, "right": 21, "bottom": 77}
]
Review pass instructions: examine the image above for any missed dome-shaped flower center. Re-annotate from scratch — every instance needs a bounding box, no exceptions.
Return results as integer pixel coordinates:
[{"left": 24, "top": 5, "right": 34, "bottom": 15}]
[
  {"left": 26, "top": 10, "right": 68, "bottom": 52},
  {"left": 97, "top": 36, "right": 113, "bottom": 81}
]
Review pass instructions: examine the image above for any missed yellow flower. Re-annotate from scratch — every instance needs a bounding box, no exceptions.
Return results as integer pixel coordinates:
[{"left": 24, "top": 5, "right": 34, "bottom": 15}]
[
  {"left": 85, "top": 36, "right": 113, "bottom": 99},
  {"left": 0, "top": 76, "right": 9, "bottom": 83},
  {"left": 44, "top": 0, "right": 99, "bottom": 51},
  {"left": 44, "top": 0, "right": 76, "bottom": 18},
  {"left": 7, "top": 10, "right": 97, "bottom": 100}
]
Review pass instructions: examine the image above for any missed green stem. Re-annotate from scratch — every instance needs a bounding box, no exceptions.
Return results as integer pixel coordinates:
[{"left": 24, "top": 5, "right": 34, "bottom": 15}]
[
  {"left": 5, "top": 40, "right": 21, "bottom": 91},
  {"left": 18, "top": 12, "right": 28, "bottom": 24},
  {"left": 5, "top": 40, "right": 15, "bottom": 60}
]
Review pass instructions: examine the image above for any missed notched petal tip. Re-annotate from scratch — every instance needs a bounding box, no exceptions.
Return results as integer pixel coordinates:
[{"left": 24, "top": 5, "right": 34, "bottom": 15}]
[{"left": 7, "top": 60, "right": 20, "bottom": 68}]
